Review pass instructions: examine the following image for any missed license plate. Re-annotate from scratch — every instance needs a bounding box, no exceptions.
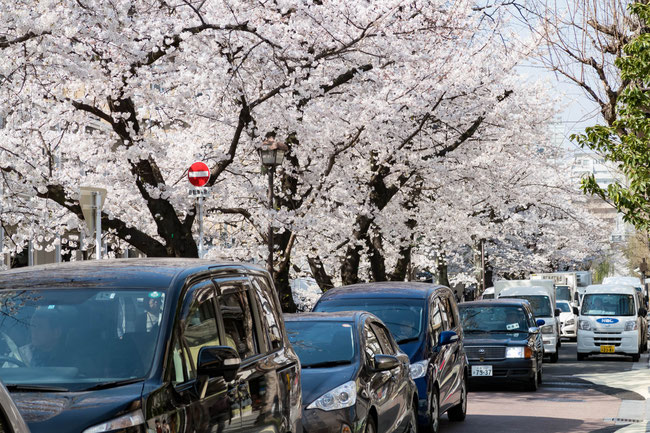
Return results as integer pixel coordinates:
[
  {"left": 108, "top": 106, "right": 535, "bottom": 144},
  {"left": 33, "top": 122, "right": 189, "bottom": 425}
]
[
  {"left": 472, "top": 365, "right": 492, "bottom": 376},
  {"left": 600, "top": 345, "right": 615, "bottom": 353}
]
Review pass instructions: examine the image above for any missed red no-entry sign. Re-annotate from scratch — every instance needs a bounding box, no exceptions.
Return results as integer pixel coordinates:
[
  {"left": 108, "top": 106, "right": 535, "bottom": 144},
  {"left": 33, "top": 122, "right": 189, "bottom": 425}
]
[{"left": 188, "top": 161, "right": 210, "bottom": 187}]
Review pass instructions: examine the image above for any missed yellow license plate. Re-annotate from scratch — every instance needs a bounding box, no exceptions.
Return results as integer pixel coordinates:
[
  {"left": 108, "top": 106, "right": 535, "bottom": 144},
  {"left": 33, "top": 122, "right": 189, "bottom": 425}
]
[{"left": 600, "top": 345, "right": 615, "bottom": 353}]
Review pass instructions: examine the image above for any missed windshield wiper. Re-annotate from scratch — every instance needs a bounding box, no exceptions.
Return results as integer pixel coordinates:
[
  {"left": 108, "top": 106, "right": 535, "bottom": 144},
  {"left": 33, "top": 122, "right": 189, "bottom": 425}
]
[
  {"left": 464, "top": 329, "right": 490, "bottom": 334},
  {"left": 82, "top": 378, "right": 144, "bottom": 391},
  {"left": 301, "top": 360, "right": 351, "bottom": 369},
  {"left": 5, "top": 384, "right": 69, "bottom": 392},
  {"left": 397, "top": 337, "right": 419, "bottom": 344}
]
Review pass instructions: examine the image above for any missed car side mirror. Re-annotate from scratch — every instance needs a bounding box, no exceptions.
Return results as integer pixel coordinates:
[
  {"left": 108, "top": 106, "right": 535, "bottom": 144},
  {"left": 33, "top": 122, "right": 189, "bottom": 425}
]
[
  {"left": 438, "top": 330, "right": 459, "bottom": 346},
  {"left": 572, "top": 307, "right": 579, "bottom": 316},
  {"left": 197, "top": 346, "right": 241, "bottom": 382},
  {"left": 554, "top": 308, "right": 561, "bottom": 317},
  {"left": 639, "top": 308, "right": 648, "bottom": 318},
  {"left": 528, "top": 327, "right": 539, "bottom": 334},
  {"left": 536, "top": 319, "right": 545, "bottom": 327},
  {"left": 373, "top": 354, "right": 399, "bottom": 371}
]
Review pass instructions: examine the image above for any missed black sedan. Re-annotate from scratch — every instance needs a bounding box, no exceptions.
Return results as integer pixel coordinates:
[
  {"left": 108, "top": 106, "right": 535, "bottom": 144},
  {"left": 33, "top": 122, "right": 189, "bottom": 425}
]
[
  {"left": 285, "top": 312, "right": 417, "bottom": 433},
  {"left": 458, "top": 299, "right": 544, "bottom": 391}
]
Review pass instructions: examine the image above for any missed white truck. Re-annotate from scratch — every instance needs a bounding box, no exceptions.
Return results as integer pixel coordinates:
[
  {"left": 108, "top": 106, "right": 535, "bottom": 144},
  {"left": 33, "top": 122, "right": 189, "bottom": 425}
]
[
  {"left": 531, "top": 272, "right": 579, "bottom": 307},
  {"left": 577, "top": 284, "right": 647, "bottom": 361},
  {"left": 494, "top": 279, "right": 561, "bottom": 362}
]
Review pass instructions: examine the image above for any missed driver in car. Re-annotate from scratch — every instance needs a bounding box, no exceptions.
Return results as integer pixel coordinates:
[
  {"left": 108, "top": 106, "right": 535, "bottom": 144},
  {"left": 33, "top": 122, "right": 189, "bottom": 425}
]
[{"left": 18, "top": 307, "right": 67, "bottom": 367}]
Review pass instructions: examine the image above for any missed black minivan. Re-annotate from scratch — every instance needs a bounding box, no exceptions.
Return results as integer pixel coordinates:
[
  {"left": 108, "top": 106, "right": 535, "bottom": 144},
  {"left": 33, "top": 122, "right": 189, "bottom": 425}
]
[
  {"left": 0, "top": 258, "right": 302, "bottom": 433},
  {"left": 313, "top": 282, "right": 467, "bottom": 433}
]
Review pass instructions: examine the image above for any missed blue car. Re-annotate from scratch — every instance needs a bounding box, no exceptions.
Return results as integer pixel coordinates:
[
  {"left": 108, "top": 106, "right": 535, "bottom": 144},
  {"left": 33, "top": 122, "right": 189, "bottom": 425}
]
[{"left": 313, "top": 282, "right": 467, "bottom": 433}]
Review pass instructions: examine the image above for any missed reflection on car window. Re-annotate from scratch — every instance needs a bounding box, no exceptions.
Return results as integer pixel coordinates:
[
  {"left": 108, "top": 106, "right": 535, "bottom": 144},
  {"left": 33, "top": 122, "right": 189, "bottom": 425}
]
[
  {"left": 364, "top": 323, "right": 383, "bottom": 362},
  {"left": 0, "top": 289, "right": 164, "bottom": 389},
  {"left": 183, "top": 288, "right": 220, "bottom": 379},
  {"left": 315, "top": 299, "right": 423, "bottom": 343},
  {"left": 286, "top": 321, "right": 354, "bottom": 367},
  {"left": 251, "top": 276, "right": 283, "bottom": 350},
  {"left": 219, "top": 289, "right": 258, "bottom": 359},
  {"left": 372, "top": 323, "right": 396, "bottom": 355},
  {"left": 459, "top": 305, "right": 529, "bottom": 332}
]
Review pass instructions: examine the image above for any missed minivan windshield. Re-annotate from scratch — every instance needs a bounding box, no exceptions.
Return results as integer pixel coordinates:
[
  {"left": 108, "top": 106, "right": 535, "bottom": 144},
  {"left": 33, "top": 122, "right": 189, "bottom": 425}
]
[
  {"left": 0, "top": 288, "right": 164, "bottom": 390},
  {"left": 581, "top": 294, "right": 636, "bottom": 316},
  {"left": 285, "top": 321, "right": 355, "bottom": 368},
  {"left": 314, "top": 299, "right": 424, "bottom": 343},
  {"left": 500, "top": 295, "right": 551, "bottom": 318}
]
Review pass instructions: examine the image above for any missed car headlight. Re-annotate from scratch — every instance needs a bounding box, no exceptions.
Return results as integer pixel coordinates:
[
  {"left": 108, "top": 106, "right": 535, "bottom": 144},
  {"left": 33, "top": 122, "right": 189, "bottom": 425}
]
[
  {"left": 541, "top": 325, "right": 554, "bottom": 334},
  {"left": 506, "top": 347, "right": 525, "bottom": 358},
  {"left": 307, "top": 380, "right": 357, "bottom": 411},
  {"left": 82, "top": 410, "right": 145, "bottom": 433},
  {"left": 579, "top": 320, "right": 592, "bottom": 331},
  {"left": 409, "top": 360, "right": 429, "bottom": 379},
  {"left": 566, "top": 318, "right": 575, "bottom": 325},
  {"left": 625, "top": 321, "right": 638, "bottom": 331}
]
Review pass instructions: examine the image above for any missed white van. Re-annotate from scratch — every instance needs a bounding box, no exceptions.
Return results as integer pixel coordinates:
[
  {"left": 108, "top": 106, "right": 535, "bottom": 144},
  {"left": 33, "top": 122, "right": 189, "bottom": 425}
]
[
  {"left": 496, "top": 283, "right": 560, "bottom": 363},
  {"left": 577, "top": 284, "right": 647, "bottom": 361}
]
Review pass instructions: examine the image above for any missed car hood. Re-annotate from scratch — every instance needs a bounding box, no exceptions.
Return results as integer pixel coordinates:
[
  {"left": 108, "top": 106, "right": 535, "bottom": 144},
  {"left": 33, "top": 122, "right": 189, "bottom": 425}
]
[
  {"left": 396, "top": 337, "right": 426, "bottom": 361},
  {"left": 301, "top": 364, "right": 357, "bottom": 408},
  {"left": 10, "top": 382, "right": 144, "bottom": 433},
  {"left": 464, "top": 333, "right": 529, "bottom": 346}
]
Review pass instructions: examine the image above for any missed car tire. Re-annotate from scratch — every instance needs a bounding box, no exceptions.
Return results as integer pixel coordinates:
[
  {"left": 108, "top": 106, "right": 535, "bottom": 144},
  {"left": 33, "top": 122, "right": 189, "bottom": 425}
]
[
  {"left": 447, "top": 378, "right": 467, "bottom": 422},
  {"left": 537, "top": 367, "right": 543, "bottom": 385},
  {"left": 364, "top": 415, "right": 376, "bottom": 433},
  {"left": 549, "top": 351, "right": 559, "bottom": 363},
  {"left": 577, "top": 352, "right": 587, "bottom": 361},
  {"left": 426, "top": 389, "right": 440, "bottom": 433},
  {"left": 632, "top": 353, "right": 641, "bottom": 362}
]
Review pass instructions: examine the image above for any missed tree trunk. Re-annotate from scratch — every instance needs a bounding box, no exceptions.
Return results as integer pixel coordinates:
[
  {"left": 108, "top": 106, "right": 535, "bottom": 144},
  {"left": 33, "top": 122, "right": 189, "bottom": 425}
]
[{"left": 308, "top": 256, "right": 335, "bottom": 292}]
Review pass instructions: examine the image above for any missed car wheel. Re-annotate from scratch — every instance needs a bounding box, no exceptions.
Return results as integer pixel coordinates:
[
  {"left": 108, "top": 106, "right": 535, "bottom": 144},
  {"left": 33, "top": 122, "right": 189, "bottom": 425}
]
[
  {"left": 632, "top": 352, "right": 641, "bottom": 362},
  {"left": 364, "top": 415, "right": 376, "bottom": 433},
  {"left": 448, "top": 378, "right": 467, "bottom": 422},
  {"left": 428, "top": 389, "right": 440, "bottom": 433},
  {"left": 577, "top": 352, "right": 587, "bottom": 361},
  {"left": 537, "top": 367, "right": 542, "bottom": 385},
  {"left": 549, "top": 350, "right": 559, "bottom": 363}
]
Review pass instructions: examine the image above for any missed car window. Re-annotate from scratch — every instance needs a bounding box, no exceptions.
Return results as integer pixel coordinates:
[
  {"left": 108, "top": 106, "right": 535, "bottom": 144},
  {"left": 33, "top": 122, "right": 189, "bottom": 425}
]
[
  {"left": 364, "top": 322, "right": 383, "bottom": 363},
  {"left": 430, "top": 300, "right": 443, "bottom": 346},
  {"left": 218, "top": 286, "right": 259, "bottom": 360},
  {"left": 372, "top": 322, "right": 396, "bottom": 355},
  {"left": 250, "top": 275, "right": 283, "bottom": 351},
  {"left": 441, "top": 296, "right": 457, "bottom": 329},
  {"left": 170, "top": 336, "right": 190, "bottom": 385},
  {"left": 180, "top": 281, "right": 220, "bottom": 380}
]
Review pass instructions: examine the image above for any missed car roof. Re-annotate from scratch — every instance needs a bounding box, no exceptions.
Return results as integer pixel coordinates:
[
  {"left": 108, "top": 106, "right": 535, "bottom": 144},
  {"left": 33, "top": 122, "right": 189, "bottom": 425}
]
[
  {"left": 499, "top": 286, "right": 550, "bottom": 296},
  {"left": 584, "top": 284, "right": 638, "bottom": 294},
  {"left": 318, "top": 282, "right": 449, "bottom": 301},
  {"left": 0, "top": 258, "right": 266, "bottom": 291},
  {"left": 284, "top": 311, "right": 369, "bottom": 323},
  {"left": 459, "top": 299, "right": 530, "bottom": 308}
]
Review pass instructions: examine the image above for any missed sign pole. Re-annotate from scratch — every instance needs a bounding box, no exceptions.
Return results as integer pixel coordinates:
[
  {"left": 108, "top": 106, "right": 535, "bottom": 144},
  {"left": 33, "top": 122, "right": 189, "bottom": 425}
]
[
  {"left": 94, "top": 191, "right": 101, "bottom": 260},
  {"left": 198, "top": 196, "right": 204, "bottom": 258}
]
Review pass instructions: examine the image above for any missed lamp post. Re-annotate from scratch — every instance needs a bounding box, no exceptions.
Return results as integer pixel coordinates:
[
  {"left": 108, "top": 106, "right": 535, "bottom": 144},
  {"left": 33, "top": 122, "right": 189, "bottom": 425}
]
[{"left": 259, "top": 137, "right": 288, "bottom": 279}]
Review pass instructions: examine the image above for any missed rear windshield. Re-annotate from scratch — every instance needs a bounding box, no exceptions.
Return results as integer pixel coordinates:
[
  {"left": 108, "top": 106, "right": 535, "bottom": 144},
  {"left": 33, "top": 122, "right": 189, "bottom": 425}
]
[
  {"left": 556, "top": 286, "right": 571, "bottom": 302},
  {"left": 0, "top": 288, "right": 164, "bottom": 390},
  {"left": 314, "top": 298, "right": 423, "bottom": 343},
  {"left": 285, "top": 321, "right": 355, "bottom": 368},
  {"left": 500, "top": 295, "right": 551, "bottom": 318},
  {"left": 556, "top": 302, "right": 571, "bottom": 313},
  {"left": 581, "top": 294, "right": 636, "bottom": 316}
]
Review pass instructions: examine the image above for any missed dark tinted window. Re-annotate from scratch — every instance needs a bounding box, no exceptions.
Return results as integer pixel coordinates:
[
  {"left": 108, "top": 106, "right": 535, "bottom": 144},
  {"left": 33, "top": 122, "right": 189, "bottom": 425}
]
[
  {"left": 459, "top": 305, "right": 529, "bottom": 332},
  {"left": 429, "top": 301, "right": 443, "bottom": 345},
  {"left": 364, "top": 323, "right": 383, "bottom": 362},
  {"left": 182, "top": 283, "right": 220, "bottom": 379},
  {"left": 219, "top": 288, "right": 259, "bottom": 359},
  {"left": 315, "top": 299, "right": 424, "bottom": 343},
  {"left": 439, "top": 296, "right": 457, "bottom": 329},
  {"left": 372, "top": 322, "right": 396, "bottom": 355},
  {"left": 500, "top": 295, "right": 551, "bottom": 318},
  {"left": 286, "top": 321, "right": 354, "bottom": 368},
  {"left": 250, "top": 275, "right": 283, "bottom": 350}
]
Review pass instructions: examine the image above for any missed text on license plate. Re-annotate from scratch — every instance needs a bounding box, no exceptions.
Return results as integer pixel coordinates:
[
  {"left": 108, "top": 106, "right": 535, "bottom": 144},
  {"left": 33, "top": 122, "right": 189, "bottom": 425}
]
[
  {"left": 600, "top": 345, "right": 615, "bottom": 353},
  {"left": 472, "top": 365, "right": 492, "bottom": 376}
]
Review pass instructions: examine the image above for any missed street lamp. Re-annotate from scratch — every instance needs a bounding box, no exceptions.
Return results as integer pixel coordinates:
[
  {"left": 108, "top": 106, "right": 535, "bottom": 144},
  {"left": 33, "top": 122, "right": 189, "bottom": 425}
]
[{"left": 259, "top": 137, "right": 288, "bottom": 279}]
